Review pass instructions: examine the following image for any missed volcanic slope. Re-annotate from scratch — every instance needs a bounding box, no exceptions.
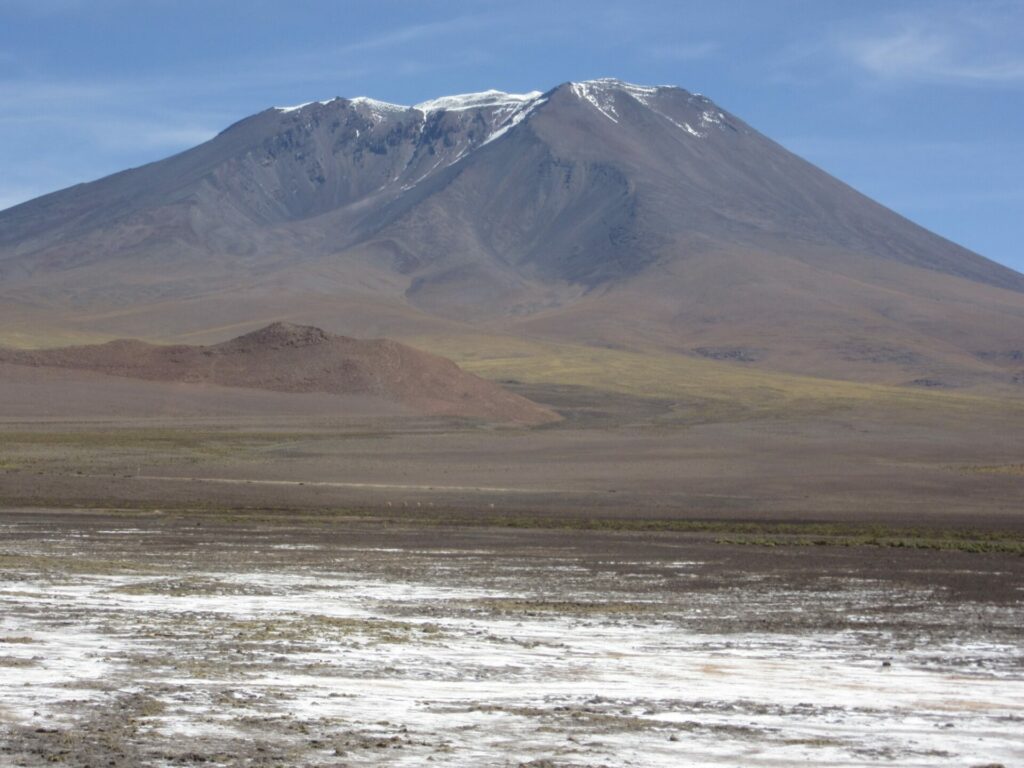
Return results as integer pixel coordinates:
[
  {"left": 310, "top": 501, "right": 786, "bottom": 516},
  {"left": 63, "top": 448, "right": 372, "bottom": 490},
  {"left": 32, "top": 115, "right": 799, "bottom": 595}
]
[
  {"left": 0, "top": 322, "right": 559, "bottom": 424},
  {"left": 1, "top": 79, "right": 1023, "bottom": 392}
]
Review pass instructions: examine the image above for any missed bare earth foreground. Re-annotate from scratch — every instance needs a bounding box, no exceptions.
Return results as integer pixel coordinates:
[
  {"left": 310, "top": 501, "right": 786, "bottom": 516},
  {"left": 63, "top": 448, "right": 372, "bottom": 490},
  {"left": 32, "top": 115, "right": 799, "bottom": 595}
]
[
  {"left": 3, "top": 73, "right": 1024, "bottom": 766},
  {"left": 1, "top": 374, "right": 1023, "bottom": 766},
  {"left": 0, "top": 509, "right": 1022, "bottom": 767}
]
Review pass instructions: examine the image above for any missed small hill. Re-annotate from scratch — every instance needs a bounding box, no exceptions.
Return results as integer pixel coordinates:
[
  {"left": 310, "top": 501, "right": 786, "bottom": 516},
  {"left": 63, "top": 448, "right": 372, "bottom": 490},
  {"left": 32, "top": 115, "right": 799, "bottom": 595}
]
[{"left": 0, "top": 322, "right": 559, "bottom": 425}]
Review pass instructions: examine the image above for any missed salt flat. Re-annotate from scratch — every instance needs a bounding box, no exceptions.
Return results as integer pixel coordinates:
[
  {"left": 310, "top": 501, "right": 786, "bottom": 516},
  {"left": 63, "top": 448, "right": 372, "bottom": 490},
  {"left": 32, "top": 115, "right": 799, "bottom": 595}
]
[{"left": 1, "top": 512, "right": 1021, "bottom": 767}]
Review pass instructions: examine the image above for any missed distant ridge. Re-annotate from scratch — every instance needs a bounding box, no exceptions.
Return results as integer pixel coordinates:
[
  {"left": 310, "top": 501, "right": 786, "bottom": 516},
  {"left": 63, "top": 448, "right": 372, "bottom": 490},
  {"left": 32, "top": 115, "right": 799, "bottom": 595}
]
[{"left": 0, "top": 323, "right": 559, "bottom": 424}]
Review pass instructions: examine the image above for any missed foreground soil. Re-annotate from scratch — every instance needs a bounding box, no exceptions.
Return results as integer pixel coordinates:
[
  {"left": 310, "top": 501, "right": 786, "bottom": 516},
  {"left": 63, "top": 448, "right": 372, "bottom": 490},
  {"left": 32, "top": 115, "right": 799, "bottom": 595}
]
[
  {"left": 2, "top": 360, "right": 1021, "bottom": 764},
  {"left": 0, "top": 509, "right": 1021, "bottom": 767},
  {"left": 1, "top": 381, "right": 1022, "bottom": 526}
]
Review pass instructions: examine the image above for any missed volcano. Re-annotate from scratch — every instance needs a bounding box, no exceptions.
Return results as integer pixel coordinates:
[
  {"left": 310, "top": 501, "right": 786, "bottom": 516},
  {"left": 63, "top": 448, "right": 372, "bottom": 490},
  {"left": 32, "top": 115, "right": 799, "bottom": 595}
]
[{"left": 1, "top": 78, "right": 1022, "bottom": 392}]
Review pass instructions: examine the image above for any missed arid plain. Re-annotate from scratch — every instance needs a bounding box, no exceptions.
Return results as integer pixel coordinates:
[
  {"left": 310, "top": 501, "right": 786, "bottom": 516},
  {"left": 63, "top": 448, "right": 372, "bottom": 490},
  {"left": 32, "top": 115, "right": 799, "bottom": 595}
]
[
  {"left": 4, "top": 342, "right": 1024, "bottom": 767},
  {"left": 2, "top": 335, "right": 1023, "bottom": 524},
  {"left": 2, "top": 77, "right": 1024, "bottom": 766}
]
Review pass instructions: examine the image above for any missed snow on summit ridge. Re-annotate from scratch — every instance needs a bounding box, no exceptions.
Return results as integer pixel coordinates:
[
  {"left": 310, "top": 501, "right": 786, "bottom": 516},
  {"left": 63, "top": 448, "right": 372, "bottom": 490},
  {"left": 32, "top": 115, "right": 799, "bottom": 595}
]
[
  {"left": 414, "top": 89, "right": 544, "bottom": 113},
  {"left": 267, "top": 80, "right": 728, "bottom": 148},
  {"left": 274, "top": 89, "right": 548, "bottom": 115},
  {"left": 266, "top": 79, "right": 735, "bottom": 166},
  {"left": 272, "top": 80, "right": 689, "bottom": 116}
]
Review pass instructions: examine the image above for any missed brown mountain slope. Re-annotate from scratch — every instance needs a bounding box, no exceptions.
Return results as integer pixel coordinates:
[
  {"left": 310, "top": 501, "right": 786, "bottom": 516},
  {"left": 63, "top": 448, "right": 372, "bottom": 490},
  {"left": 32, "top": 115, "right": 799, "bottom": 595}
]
[
  {"left": 1, "top": 79, "right": 1022, "bottom": 392},
  {"left": 0, "top": 322, "right": 559, "bottom": 425}
]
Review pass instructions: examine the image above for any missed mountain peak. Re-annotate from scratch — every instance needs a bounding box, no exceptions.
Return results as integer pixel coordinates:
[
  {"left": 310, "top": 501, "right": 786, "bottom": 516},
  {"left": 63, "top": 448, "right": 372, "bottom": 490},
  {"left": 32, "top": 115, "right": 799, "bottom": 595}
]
[
  {"left": 4, "top": 77, "right": 1024, "bottom": 395},
  {"left": 560, "top": 79, "right": 697, "bottom": 125},
  {"left": 228, "top": 322, "right": 332, "bottom": 349},
  {"left": 272, "top": 88, "right": 548, "bottom": 117},
  {"left": 348, "top": 96, "right": 409, "bottom": 115},
  {"left": 271, "top": 81, "right": 686, "bottom": 116},
  {"left": 274, "top": 97, "right": 340, "bottom": 114},
  {"left": 571, "top": 77, "right": 672, "bottom": 90}
]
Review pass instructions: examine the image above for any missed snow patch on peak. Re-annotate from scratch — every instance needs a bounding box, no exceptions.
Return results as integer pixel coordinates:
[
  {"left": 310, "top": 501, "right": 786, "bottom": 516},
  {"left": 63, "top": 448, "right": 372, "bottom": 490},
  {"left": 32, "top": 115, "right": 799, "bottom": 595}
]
[
  {"left": 349, "top": 96, "right": 410, "bottom": 123},
  {"left": 701, "top": 109, "right": 725, "bottom": 125},
  {"left": 415, "top": 90, "right": 543, "bottom": 113},
  {"left": 574, "top": 78, "right": 674, "bottom": 96},
  {"left": 567, "top": 79, "right": 711, "bottom": 139},
  {"left": 662, "top": 115, "right": 705, "bottom": 138},
  {"left": 273, "top": 80, "right": 688, "bottom": 121},
  {"left": 274, "top": 98, "right": 340, "bottom": 114},
  {"left": 482, "top": 96, "right": 548, "bottom": 145},
  {"left": 568, "top": 79, "right": 675, "bottom": 122},
  {"left": 274, "top": 95, "right": 415, "bottom": 126},
  {"left": 569, "top": 81, "right": 621, "bottom": 123},
  {"left": 579, "top": 78, "right": 663, "bottom": 91},
  {"left": 350, "top": 96, "right": 409, "bottom": 112}
]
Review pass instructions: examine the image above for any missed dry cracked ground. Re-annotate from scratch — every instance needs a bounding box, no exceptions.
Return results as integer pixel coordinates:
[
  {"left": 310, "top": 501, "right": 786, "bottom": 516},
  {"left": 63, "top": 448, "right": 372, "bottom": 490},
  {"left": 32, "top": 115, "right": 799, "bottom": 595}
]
[{"left": 0, "top": 510, "right": 1022, "bottom": 767}]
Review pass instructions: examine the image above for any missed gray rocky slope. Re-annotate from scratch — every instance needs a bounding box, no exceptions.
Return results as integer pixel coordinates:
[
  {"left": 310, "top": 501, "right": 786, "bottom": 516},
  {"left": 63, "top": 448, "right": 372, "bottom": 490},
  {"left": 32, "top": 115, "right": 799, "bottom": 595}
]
[{"left": 2, "top": 79, "right": 1022, "bottom": 388}]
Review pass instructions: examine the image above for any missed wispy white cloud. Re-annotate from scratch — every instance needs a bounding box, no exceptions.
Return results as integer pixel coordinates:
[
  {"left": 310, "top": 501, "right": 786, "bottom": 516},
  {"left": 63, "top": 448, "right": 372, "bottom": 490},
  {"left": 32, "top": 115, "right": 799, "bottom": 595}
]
[
  {"left": 201, "top": 13, "right": 503, "bottom": 99},
  {"left": 0, "top": 80, "right": 127, "bottom": 110},
  {"left": 843, "top": 28, "right": 1024, "bottom": 84},
  {"left": 135, "top": 126, "right": 218, "bottom": 148},
  {"left": 0, "top": 86, "right": 222, "bottom": 211},
  {"left": 86, "top": 121, "right": 219, "bottom": 152},
  {"left": 0, "top": 11, "right": 504, "bottom": 108},
  {"left": 837, "top": 3, "right": 1024, "bottom": 86},
  {"left": 331, "top": 15, "right": 493, "bottom": 56},
  {"left": 0, "top": 10, "right": 516, "bottom": 209},
  {"left": 765, "top": 3, "right": 1024, "bottom": 88}
]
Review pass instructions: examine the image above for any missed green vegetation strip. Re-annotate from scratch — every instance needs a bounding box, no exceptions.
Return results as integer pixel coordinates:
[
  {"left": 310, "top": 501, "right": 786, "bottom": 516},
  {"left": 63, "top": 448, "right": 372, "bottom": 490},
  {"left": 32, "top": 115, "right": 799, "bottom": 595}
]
[
  {"left": 409, "top": 514, "right": 1024, "bottom": 554},
  {"left": 3, "top": 502, "right": 1022, "bottom": 555}
]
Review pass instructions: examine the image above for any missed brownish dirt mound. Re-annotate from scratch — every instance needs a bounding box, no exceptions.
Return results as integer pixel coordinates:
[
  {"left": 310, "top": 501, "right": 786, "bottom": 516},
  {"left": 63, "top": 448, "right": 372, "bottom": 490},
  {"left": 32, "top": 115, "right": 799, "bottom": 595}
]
[{"left": 0, "top": 322, "right": 559, "bottom": 425}]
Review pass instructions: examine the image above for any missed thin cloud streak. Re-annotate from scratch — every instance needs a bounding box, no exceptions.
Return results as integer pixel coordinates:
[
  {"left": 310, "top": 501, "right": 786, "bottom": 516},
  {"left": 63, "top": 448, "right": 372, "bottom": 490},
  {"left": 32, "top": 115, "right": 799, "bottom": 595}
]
[
  {"left": 844, "top": 28, "right": 1024, "bottom": 84},
  {"left": 0, "top": 12, "right": 503, "bottom": 113},
  {"left": 0, "top": 12, "right": 510, "bottom": 211},
  {"left": 762, "top": 3, "right": 1024, "bottom": 89},
  {"left": 329, "top": 15, "right": 495, "bottom": 56}
]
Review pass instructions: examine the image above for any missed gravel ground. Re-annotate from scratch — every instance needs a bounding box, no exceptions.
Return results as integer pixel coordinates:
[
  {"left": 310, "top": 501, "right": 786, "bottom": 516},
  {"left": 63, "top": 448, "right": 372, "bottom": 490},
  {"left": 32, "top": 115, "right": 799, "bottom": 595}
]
[{"left": 1, "top": 510, "right": 1022, "bottom": 767}]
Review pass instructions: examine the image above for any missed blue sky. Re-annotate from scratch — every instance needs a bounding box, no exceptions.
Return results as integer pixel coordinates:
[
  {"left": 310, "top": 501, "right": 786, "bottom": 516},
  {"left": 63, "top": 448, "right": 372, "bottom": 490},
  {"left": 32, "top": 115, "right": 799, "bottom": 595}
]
[{"left": 1, "top": 0, "right": 1022, "bottom": 272}]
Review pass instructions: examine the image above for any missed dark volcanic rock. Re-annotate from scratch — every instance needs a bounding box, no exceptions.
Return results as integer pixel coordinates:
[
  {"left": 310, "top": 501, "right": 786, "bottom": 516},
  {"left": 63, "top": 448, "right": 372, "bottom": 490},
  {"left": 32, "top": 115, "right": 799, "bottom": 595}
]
[{"left": 694, "top": 347, "right": 761, "bottom": 363}]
